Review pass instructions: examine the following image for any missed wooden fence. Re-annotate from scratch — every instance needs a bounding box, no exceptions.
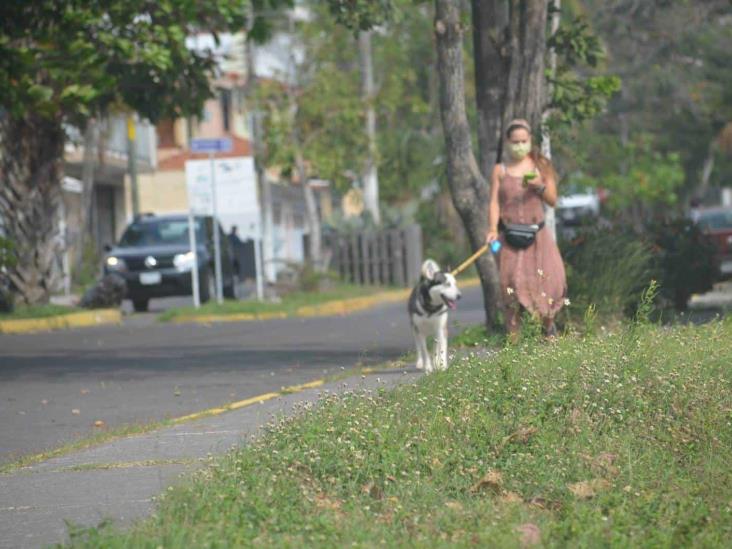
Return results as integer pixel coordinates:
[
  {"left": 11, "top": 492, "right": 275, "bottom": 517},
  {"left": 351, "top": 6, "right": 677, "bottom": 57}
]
[{"left": 325, "top": 225, "right": 422, "bottom": 287}]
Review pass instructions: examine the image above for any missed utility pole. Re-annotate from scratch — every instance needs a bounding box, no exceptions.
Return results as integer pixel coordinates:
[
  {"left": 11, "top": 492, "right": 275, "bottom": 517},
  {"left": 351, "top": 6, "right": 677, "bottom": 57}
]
[
  {"left": 541, "top": 0, "right": 561, "bottom": 241},
  {"left": 358, "top": 30, "right": 380, "bottom": 225},
  {"left": 127, "top": 115, "right": 140, "bottom": 218}
]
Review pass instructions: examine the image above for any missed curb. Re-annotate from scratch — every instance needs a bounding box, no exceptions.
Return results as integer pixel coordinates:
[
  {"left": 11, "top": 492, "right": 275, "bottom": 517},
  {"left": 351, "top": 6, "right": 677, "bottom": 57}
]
[
  {"left": 0, "top": 309, "right": 122, "bottom": 335},
  {"left": 171, "top": 277, "right": 482, "bottom": 325}
]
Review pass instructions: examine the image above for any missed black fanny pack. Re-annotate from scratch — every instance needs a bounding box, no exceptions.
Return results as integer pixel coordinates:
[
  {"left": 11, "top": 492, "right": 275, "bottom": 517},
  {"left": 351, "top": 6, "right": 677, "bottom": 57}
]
[{"left": 500, "top": 221, "right": 545, "bottom": 249}]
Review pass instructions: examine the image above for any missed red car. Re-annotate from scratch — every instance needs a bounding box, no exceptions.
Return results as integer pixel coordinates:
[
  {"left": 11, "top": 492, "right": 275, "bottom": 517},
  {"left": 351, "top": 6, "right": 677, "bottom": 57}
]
[{"left": 692, "top": 207, "right": 732, "bottom": 278}]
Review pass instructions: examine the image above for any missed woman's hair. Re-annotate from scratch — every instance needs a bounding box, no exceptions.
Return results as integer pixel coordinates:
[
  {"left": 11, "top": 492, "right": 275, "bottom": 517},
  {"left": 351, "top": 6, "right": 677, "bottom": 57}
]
[{"left": 506, "top": 119, "right": 558, "bottom": 182}]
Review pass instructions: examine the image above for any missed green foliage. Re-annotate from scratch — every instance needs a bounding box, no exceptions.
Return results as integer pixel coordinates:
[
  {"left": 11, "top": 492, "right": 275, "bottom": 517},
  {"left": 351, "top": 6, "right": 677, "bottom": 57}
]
[
  {"left": 548, "top": 14, "right": 621, "bottom": 130},
  {"left": 257, "top": 7, "right": 367, "bottom": 190},
  {"left": 0, "top": 0, "right": 251, "bottom": 124},
  {"left": 66, "top": 321, "right": 732, "bottom": 547},
  {"left": 326, "top": 0, "right": 394, "bottom": 31},
  {"left": 416, "top": 198, "right": 469, "bottom": 270},
  {"left": 560, "top": 227, "right": 654, "bottom": 320},
  {"left": 602, "top": 136, "right": 686, "bottom": 211}
]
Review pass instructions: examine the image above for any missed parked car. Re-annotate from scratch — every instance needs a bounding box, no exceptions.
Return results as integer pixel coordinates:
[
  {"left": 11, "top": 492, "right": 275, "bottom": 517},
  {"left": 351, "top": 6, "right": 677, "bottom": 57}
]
[
  {"left": 556, "top": 185, "right": 601, "bottom": 239},
  {"left": 103, "top": 213, "right": 240, "bottom": 311},
  {"left": 690, "top": 206, "right": 732, "bottom": 278}
]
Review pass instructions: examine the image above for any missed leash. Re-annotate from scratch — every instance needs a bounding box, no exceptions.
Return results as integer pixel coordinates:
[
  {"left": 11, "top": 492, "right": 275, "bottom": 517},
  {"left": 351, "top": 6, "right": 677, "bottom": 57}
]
[{"left": 450, "top": 244, "right": 489, "bottom": 277}]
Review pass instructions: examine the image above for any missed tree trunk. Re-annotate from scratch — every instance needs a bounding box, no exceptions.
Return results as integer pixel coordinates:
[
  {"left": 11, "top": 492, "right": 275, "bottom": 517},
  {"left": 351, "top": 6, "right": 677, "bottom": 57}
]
[
  {"left": 76, "top": 118, "right": 97, "bottom": 273},
  {"left": 287, "top": 12, "right": 323, "bottom": 271},
  {"left": 542, "top": 0, "right": 560, "bottom": 241},
  {"left": 244, "top": 31, "right": 276, "bottom": 283},
  {"left": 502, "top": 1, "right": 549, "bottom": 135},
  {"left": 359, "top": 30, "right": 381, "bottom": 225},
  {"left": 0, "top": 114, "right": 65, "bottom": 305},
  {"left": 472, "top": 0, "right": 509, "bottom": 176},
  {"left": 434, "top": 0, "right": 502, "bottom": 328}
]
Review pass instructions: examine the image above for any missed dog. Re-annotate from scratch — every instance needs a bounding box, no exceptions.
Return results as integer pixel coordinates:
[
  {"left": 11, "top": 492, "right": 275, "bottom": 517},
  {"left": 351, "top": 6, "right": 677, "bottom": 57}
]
[{"left": 408, "top": 259, "right": 462, "bottom": 373}]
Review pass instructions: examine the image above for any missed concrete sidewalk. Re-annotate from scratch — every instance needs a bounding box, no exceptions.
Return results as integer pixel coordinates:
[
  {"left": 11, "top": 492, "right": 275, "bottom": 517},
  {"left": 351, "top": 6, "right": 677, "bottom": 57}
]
[{"left": 0, "top": 368, "right": 419, "bottom": 549}]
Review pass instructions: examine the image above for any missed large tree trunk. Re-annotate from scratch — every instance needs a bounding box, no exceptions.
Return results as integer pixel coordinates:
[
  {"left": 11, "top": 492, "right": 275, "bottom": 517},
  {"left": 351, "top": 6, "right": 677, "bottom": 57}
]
[
  {"left": 434, "top": 0, "right": 502, "bottom": 328},
  {"left": 472, "top": 1, "right": 548, "bottom": 170},
  {"left": 472, "top": 0, "right": 509, "bottom": 177},
  {"left": 0, "top": 114, "right": 65, "bottom": 305}
]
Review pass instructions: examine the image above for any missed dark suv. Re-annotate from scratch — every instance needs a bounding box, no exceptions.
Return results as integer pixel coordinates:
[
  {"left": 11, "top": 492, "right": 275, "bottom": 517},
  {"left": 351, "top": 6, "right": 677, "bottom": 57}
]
[{"left": 103, "top": 214, "right": 239, "bottom": 311}]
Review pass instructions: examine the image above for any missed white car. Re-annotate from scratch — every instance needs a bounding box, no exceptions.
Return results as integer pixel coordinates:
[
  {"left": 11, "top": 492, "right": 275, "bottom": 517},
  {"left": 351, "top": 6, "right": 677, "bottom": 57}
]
[{"left": 557, "top": 186, "right": 600, "bottom": 227}]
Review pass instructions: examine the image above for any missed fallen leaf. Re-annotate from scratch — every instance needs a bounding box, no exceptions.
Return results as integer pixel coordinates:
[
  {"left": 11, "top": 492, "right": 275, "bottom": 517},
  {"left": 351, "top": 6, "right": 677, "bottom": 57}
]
[
  {"left": 568, "top": 479, "right": 611, "bottom": 499},
  {"left": 471, "top": 469, "right": 503, "bottom": 493},
  {"left": 71, "top": 409, "right": 81, "bottom": 415},
  {"left": 516, "top": 523, "right": 541, "bottom": 546},
  {"left": 581, "top": 453, "right": 620, "bottom": 477},
  {"left": 512, "top": 426, "right": 538, "bottom": 443},
  {"left": 527, "top": 496, "right": 562, "bottom": 511},
  {"left": 362, "top": 482, "right": 383, "bottom": 500},
  {"left": 445, "top": 501, "right": 463, "bottom": 511},
  {"left": 500, "top": 491, "right": 523, "bottom": 504},
  {"left": 80, "top": 389, "right": 90, "bottom": 395},
  {"left": 94, "top": 420, "right": 105, "bottom": 427}
]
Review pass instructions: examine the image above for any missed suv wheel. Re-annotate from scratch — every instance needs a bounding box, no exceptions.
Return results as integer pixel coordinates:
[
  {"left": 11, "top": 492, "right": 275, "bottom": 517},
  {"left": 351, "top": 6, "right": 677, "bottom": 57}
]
[{"left": 132, "top": 298, "right": 149, "bottom": 312}]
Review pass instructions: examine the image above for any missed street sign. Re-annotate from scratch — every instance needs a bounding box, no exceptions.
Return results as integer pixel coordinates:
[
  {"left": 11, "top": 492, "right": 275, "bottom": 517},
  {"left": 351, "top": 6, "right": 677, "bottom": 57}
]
[{"left": 190, "top": 137, "right": 233, "bottom": 154}]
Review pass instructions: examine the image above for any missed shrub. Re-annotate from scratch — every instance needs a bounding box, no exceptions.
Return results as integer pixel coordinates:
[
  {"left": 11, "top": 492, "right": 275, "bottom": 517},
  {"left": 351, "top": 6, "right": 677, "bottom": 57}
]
[
  {"left": 646, "top": 218, "right": 719, "bottom": 310},
  {"left": 560, "top": 227, "right": 654, "bottom": 321}
]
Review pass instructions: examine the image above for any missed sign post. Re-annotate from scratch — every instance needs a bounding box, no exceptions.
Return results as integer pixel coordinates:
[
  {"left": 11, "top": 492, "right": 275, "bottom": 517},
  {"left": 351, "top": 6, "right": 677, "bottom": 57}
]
[{"left": 188, "top": 137, "right": 232, "bottom": 307}]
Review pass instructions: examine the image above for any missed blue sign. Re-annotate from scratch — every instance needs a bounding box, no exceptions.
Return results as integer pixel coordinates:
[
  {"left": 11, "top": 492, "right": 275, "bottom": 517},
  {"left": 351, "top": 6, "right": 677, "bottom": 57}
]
[{"left": 190, "top": 137, "right": 233, "bottom": 154}]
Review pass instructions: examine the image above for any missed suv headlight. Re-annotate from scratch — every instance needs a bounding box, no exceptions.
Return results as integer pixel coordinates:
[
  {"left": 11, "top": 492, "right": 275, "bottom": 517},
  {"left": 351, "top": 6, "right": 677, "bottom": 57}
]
[
  {"left": 173, "top": 251, "right": 196, "bottom": 272},
  {"left": 105, "top": 256, "right": 126, "bottom": 271}
]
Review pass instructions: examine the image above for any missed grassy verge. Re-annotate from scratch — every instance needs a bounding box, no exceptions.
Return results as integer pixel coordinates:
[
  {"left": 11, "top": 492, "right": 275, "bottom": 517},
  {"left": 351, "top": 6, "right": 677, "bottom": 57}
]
[
  {"left": 67, "top": 318, "right": 732, "bottom": 547},
  {"left": 0, "top": 304, "right": 76, "bottom": 320},
  {"left": 158, "top": 284, "right": 391, "bottom": 322}
]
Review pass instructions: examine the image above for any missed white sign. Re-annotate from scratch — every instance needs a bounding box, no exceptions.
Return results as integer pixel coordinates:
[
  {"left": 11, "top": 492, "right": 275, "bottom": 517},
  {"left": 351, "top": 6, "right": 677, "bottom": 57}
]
[{"left": 185, "top": 157, "right": 261, "bottom": 237}]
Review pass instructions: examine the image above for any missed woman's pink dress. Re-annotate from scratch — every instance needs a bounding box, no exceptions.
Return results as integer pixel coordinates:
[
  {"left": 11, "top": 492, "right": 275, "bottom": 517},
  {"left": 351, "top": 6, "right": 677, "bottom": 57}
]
[{"left": 497, "top": 169, "right": 567, "bottom": 319}]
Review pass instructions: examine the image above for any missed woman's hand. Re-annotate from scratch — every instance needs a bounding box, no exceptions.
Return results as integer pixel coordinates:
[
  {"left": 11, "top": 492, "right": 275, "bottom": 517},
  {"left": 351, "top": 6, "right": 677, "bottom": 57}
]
[{"left": 485, "top": 229, "right": 498, "bottom": 245}]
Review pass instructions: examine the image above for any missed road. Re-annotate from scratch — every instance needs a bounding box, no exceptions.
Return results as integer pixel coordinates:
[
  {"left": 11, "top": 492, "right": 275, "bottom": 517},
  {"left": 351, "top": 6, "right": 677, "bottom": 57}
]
[{"left": 0, "top": 286, "right": 485, "bottom": 464}]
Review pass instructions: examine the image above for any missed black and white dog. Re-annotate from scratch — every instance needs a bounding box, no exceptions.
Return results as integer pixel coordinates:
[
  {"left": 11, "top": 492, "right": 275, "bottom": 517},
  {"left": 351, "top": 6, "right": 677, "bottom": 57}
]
[{"left": 408, "top": 259, "right": 462, "bottom": 373}]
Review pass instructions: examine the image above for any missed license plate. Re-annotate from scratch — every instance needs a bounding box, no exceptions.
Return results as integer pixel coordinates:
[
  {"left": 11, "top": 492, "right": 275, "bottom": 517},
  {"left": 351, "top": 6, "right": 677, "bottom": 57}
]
[{"left": 139, "top": 272, "right": 162, "bottom": 285}]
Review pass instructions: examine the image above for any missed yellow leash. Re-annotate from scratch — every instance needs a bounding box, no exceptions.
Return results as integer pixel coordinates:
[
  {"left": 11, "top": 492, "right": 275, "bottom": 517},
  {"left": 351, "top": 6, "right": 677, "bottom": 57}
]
[{"left": 450, "top": 244, "right": 489, "bottom": 277}]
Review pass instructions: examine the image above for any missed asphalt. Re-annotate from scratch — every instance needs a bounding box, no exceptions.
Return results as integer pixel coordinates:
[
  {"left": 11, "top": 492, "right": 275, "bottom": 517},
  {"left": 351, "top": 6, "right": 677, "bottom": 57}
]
[
  {"left": 0, "top": 370, "right": 420, "bottom": 549},
  {"left": 0, "top": 286, "right": 485, "bottom": 464}
]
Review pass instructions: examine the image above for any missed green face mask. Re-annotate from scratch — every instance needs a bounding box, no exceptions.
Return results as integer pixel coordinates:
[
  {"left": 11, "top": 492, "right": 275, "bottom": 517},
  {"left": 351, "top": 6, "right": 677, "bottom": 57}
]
[{"left": 509, "top": 142, "right": 531, "bottom": 160}]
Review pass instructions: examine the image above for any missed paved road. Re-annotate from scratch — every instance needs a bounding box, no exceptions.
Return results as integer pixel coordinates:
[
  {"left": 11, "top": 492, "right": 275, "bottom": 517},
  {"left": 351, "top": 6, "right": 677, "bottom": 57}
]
[{"left": 0, "top": 286, "right": 485, "bottom": 464}]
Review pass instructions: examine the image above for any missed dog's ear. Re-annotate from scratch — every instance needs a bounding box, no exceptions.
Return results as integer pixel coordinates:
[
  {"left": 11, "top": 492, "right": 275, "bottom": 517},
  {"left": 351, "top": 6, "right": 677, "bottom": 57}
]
[{"left": 421, "top": 259, "right": 440, "bottom": 281}]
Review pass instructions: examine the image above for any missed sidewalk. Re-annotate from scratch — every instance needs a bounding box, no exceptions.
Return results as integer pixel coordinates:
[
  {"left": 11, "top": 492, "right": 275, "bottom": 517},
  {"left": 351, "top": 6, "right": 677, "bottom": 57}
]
[{"left": 0, "top": 368, "right": 418, "bottom": 549}]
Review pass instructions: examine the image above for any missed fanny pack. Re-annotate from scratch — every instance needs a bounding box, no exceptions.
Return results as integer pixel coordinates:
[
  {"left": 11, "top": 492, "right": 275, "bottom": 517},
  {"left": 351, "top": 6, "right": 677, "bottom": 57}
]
[{"left": 500, "top": 221, "right": 545, "bottom": 249}]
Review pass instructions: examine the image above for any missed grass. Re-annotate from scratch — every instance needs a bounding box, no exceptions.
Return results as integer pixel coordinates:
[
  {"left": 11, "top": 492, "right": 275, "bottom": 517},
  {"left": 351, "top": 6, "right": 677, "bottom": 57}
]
[
  {"left": 65, "top": 317, "right": 732, "bottom": 547},
  {"left": 158, "top": 284, "right": 392, "bottom": 322},
  {"left": 0, "top": 303, "right": 77, "bottom": 320}
]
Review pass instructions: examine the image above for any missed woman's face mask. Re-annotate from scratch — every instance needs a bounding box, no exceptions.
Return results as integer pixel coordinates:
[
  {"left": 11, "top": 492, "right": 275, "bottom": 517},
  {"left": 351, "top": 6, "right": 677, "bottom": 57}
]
[{"left": 509, "top": 142, "right": 531, "bottom": 160}]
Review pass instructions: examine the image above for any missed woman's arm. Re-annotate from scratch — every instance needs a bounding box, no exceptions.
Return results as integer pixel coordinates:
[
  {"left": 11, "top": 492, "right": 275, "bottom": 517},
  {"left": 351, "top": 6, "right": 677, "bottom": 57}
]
[
  {"left": 540, "top": 170, "right": 558, "bottom": 207},
  {"left": 486, "top": 164, "right": 502, "bottom": 243}
]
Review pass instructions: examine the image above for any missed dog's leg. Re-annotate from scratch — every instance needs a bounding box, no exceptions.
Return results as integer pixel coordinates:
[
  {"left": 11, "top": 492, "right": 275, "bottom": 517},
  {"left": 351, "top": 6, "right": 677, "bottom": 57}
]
[
  {"left": 435, "top": 316, "right": 449, "bottom": 371},
  {"left": 417, "top": 330, "right": 433, "bottom": 373},
  {"left": 412, "top": 325, "right": 424, "bottom": 370}
]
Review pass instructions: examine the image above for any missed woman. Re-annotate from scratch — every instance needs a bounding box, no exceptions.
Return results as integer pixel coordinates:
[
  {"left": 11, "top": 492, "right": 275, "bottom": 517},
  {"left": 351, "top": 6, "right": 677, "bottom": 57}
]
[{"left": 485, "top": 118, "right": 567, "bottom": 338}]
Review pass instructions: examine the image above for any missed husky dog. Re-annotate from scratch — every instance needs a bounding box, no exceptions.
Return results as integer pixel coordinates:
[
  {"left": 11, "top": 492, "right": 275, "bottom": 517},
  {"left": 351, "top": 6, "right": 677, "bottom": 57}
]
[{"left": 408, "top": 259, "right": 462, "bottom": 373}]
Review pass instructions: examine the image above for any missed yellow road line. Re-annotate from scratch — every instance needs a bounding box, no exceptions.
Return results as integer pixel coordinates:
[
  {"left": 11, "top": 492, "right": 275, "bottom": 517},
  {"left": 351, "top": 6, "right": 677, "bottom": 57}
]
[{"left": 0, "top": 309, "right": 121, "bottom": 334}]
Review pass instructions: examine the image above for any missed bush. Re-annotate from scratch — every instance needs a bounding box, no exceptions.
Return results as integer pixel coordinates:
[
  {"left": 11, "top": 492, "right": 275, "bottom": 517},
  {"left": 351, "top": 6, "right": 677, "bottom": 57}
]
[
  {"left": 560, "top": 227, "right": 654, "bottom": 321},
  {"left": 646, "top": 218, "right": 719, "bottom": 310}
]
